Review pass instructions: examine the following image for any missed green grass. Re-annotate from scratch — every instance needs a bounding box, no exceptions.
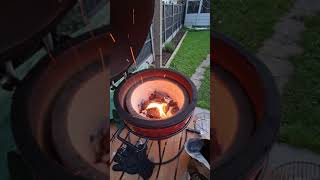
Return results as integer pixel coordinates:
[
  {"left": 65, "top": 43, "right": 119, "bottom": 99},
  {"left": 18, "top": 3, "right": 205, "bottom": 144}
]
[
  {"left": 169, "top": 30, "right": 210, "bottom": 109},
  {"left": 197, "top": 67, "right": 210, "bottom": 109},
  {"left": 170, "top": 31, "right": 210, "bottom": 77},
  {"left": 212, "top": 0, "right": 294, "bottom": 52},
  {"left": 280, "top": 15, "right": 320, "bottom": 153}
]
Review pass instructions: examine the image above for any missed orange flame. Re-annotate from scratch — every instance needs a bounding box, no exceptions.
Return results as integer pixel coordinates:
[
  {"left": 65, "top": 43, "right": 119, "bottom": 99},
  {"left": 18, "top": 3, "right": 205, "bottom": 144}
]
[{"left": 146, "top": 102, "right": 168, "bottom": 118}]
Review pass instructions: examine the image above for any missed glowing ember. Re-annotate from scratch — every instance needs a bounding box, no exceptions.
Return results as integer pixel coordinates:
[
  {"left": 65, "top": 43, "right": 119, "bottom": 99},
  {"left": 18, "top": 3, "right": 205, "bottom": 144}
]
[{"left": 140, "top": 91, "right": 179, "bottom": 119}]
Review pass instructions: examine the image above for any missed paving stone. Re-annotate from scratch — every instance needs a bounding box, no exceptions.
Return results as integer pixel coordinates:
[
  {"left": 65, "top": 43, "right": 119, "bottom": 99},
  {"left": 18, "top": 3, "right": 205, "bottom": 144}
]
[
  {"left": 191, "top": 57, "right": 210, "bottom": 90},
  {"left": 257, "top": 56, "right": 294, "bottom": 77},
  {"left": 274, "top": 75, "right": 290, "bottom": 94},
  {"left": 257, "top": 40, "right": 303, "bottom": 59}
]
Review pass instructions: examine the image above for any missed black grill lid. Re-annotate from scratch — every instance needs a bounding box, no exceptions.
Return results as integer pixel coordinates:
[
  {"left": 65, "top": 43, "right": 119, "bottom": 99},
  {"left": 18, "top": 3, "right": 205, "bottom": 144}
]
[
  {"left": 109, "top": 0, "right": 154, "bottom": 80},
  {"left": 0, "top": 0, "right": 154, "bottom": 82},
  {"left": 0, "top": 0, "right": 76, "bottom": 63}
]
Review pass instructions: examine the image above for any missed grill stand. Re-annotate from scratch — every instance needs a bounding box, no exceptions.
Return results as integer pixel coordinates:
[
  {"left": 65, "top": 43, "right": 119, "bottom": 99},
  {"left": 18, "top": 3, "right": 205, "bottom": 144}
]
[{"left": 112, "top": 116, "right": 193, "bottom": 179}]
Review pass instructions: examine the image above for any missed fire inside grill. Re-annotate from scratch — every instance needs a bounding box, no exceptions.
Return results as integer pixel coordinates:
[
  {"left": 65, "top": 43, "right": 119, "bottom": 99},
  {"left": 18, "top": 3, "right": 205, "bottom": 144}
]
[
  {"left": 140, "top": 91, "right": 179, "bottom": 119},
  {"left": 116, "top": 69, "right": 196, "bottom": 138}
]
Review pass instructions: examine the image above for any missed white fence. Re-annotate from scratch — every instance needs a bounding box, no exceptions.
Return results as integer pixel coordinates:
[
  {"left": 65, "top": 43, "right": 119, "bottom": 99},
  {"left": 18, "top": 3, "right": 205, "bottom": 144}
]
[
  {"left": 184, "top": 0, "right": 210, "bottom": 27},
  {"left": 162, "top": 3, "right": 185, "bottom": 44}
]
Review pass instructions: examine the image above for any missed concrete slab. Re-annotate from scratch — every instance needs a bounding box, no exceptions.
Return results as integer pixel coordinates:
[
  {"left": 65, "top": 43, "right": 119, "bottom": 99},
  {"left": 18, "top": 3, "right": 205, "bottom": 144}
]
[
  {"left": 263, "top": 143, "right": 320, "bottom": 179},
  {"left": 190, "top": 55, "right": 210, "bottom": 90}
]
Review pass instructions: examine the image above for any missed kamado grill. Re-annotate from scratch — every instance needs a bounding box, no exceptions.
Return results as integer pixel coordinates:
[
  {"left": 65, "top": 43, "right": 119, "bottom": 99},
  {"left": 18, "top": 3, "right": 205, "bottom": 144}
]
[
  {"left": 114, "top": 68, "right": 197, "bottom": 139},
  {"left": 2, "top": 0, "right": 159, "bottom": 180},
  {"left": 212, "top": 32, "right": 280, "bottom": 180},
  {"left": 110, "top": 67, "right": 197, "bottom": 178}
]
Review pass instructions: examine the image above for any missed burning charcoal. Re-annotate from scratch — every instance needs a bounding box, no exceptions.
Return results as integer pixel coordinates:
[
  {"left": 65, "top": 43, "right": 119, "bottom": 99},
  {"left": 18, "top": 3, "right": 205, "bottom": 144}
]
[
  {"left": 152, "top": 96, "right": 164, "bottom": 103},
  {"left": 149, "top": 91, "right": 168, "bottom": 103},
  {"left": 141, "top": 100, "right": 151, "bottom": 112},
  {"left": 146, "top": 108, "right": 161, "bottom": 118},
  {"left": 140, "top": 91, "right": 178, "bottom": 119},
  {"left": 163, "top": 96, "right": 171, "bottom": 103},
  {"left": 171, "top": 106, "right": 179, "bottom": 114},
  {"left": 169, "top": 100, "right": 177, "bottom": 107},
  {"left": 148, "top": 92, "right": 157, "bottom": 100}
]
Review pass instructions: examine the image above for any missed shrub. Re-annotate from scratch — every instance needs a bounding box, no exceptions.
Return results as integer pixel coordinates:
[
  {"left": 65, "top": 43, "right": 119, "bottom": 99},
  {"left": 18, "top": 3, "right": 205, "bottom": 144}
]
[{"left": 163, "top": 42, "right": 175, "bottom": 53}]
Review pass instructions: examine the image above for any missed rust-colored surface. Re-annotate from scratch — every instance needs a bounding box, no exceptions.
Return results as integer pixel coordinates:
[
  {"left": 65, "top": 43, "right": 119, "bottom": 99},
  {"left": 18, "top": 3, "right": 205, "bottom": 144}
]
[
  {"left": 211, "top": 65, "right": 254, "bottom": 164},
  {"left": 211, "top": 32, "right": 280, "bottom": 180}
]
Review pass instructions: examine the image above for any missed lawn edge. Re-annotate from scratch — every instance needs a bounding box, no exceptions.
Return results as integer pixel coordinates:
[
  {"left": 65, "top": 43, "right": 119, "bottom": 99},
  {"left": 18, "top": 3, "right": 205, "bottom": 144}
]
[{"left": 164, "top": 31, "right": 188, "bottom": 68}]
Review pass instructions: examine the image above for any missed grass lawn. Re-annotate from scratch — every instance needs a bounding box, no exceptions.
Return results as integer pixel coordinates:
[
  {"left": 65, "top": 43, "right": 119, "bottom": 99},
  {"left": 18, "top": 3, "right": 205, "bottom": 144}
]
[
  {"left": 169, "top": 30, "right": 210, "bottom": 109},
  {"left": 212, "top": 0, "right": 320, "bottom": 153},
  {"left": 212, "top": 0, "right": 294, "bottom": 52},
  {"left": 280, "top": 15, "right": 320, "bottom": 153},
  {"left": 170, "top": 30, "right": 210, "bottom": 77},
  {"left": 197, "top": 67, "right": 210, "bottom": 109}
]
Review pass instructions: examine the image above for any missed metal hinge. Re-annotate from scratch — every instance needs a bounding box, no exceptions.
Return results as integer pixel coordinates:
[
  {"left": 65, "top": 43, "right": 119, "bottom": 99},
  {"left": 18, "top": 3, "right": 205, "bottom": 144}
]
[{"left": 110, "top": 71, "right": 129, "bottom": 91}]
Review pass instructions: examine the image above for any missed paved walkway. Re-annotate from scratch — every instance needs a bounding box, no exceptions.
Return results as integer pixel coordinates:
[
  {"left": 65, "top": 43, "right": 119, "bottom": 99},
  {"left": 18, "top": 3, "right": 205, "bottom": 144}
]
[
  {"left": 190, "top": 55, "right": 210, "bottom": 138},
  {"left": 256, "top": 0, "right": 320, "bottom": 177},
  {"left": 257, "top": 0, "right": 320, "bottom": 94},
  {"left": 263, "top": 143, "right": 320, "bottom": 179},
  {"left": 190, "top": 55, "right": 210, "bottom": 90}
]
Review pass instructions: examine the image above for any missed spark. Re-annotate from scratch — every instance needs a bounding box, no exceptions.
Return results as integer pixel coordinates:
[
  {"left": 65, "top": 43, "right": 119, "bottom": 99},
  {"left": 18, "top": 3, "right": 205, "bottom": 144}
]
[
  {"left": 109, "top": 33, "right": 116, "bottom": 43},
  {"left": 130, "top": 46, "right": 137, "bottom": 66},
  {"left": 132, "top": 9, "right": 135, "bottom": 24}
]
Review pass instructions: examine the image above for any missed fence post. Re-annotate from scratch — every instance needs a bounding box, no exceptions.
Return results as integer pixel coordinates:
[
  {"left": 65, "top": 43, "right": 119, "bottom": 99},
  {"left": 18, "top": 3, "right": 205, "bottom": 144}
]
[{"left": 153, "top": 0, "right": 163, "bottom": 68}]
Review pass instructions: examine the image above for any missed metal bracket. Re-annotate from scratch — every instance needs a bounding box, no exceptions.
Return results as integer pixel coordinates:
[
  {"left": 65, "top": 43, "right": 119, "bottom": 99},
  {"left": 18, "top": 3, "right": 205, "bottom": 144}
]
[
  {"left": 110, "top": 80, "right": 117, "bottom": 91},
  {"left": 123, "top": 71, "right": 128, "bottom": 79},
  {"left": 116, "top": 127, "right": 148, "bottom": 152},
  {"left": 110, "top": 71, "right": 130, "bottom": 90}
]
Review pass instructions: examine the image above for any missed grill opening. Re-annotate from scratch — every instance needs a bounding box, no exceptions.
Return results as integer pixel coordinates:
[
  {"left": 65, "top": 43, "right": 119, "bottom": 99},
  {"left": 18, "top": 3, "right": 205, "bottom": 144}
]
[{"left": 114, "top": 68, "right": 197, "bottom": 139}]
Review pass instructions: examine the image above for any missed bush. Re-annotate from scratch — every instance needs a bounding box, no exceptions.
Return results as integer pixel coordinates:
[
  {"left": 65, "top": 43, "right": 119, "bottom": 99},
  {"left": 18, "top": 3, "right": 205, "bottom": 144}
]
[{"left": 163, "top": 42, "right": 175, "bottom": 53}]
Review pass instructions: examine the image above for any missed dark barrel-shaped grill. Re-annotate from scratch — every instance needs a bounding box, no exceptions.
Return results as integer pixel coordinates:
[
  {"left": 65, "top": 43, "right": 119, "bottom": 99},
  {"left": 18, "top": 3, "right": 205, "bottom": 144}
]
[{"left": 212, "top": 31, "right": 280, "bottom": 180}]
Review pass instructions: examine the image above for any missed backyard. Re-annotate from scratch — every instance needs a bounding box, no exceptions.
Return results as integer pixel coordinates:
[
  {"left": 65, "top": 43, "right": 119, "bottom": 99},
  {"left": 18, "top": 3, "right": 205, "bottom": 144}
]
[
  {"left": 213, "top": 0, "right": 294, "bottom": 52},
  {"left": 213, "top": 0, "right": 320, "bottom": 154},
  {"left": 170, "top": 30, "right": 210, "bottom": 109},
  {"left": 280, "top": 15, "right": 320, "bottom": 153}
]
